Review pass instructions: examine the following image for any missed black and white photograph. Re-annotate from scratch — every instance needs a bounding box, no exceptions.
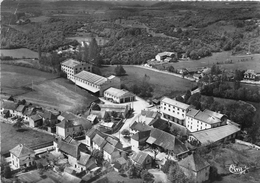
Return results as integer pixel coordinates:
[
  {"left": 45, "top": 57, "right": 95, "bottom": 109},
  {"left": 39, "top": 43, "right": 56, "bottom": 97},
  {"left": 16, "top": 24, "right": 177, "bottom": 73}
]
[{"left": 0, "top": 0, "right": 260, "bottom": 182}]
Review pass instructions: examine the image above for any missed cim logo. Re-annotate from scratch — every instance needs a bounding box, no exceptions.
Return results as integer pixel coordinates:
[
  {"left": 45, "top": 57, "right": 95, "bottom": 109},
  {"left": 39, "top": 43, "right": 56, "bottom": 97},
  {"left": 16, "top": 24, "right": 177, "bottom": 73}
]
[{"left": 229, "top": 164, "right": 249, "bottom": 174}]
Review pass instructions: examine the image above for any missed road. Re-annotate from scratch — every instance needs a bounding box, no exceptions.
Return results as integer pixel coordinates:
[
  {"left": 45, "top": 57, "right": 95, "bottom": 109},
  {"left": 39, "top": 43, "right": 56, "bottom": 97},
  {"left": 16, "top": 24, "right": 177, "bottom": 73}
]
[{"left": 100, "top": 96, "right": 150, "bottom": 148}]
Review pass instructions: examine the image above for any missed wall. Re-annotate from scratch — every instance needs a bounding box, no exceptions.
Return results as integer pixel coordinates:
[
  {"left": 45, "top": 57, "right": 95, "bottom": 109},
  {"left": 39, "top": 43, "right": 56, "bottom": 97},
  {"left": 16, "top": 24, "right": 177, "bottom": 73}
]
[
  {"left": 131, "top": 138, "right": 139, "bottom": 151},
  {"left": 185, "top": 116, "right": 212, "bottom": 132},
  {"left": 56, "top": 126, "right": 66, "bottom": 138}
]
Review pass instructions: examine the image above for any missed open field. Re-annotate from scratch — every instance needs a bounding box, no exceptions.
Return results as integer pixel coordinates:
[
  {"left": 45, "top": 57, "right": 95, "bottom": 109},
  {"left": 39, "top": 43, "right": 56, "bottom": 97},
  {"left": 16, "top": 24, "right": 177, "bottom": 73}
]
[
  {"left": 29, "top": 16, "right": 50, "bottom": 23},
  {"left": 0, "top": 122, "right": 54, "bottom": 155},
  {"left": 1, "top": 64, "right": 98, "bottom": 112},
  {"left": 158, "top": 52, "right": 260, "bottom": 72},
  {"left": 0, "top": 48, "right": 38, "bottom": 58},
  {"left": 100, "top": 65, "right": 193, "bottom": 98}
]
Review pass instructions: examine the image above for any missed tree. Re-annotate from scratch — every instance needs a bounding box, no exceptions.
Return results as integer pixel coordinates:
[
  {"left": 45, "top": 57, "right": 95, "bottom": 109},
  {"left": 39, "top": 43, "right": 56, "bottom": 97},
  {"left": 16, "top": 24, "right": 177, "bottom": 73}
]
[
  {"left": 184, "top": 90, "right": 191, "bottom": 103},
  {"left": 140, "top": 169, "right": 154, "bottom": 183},
  {"left": 168, "top": 164, "right": 190, "bottom": 183},
  {"left": 114, "top": 65, "right": 126, "bottom": 76},
  {"left": 161, "top": 160, "right": 176, "bottom": 173},
  {"left": 3, "top": 165, "right": 12, "bottom": 178},
  {"left": 13, "top": 118, "right": 23, "bottom": 131},
  {"left": 175, "top": 95, "right": 184, "bottom": 103},
  {"left": 111, "top": 111, "right": 118, "bottom": 118},
  {"left": 91, "top": 149, "right": 103, "bottom": 166},
  {"left": 103, "top": 112, "right": 111, "bottom": 122},
  {"left": 121, "top": 129, "right": 130, "bottom": 137},
  {"left": 167, "top": 65, "right": 175, "bottom": 73},
  {"left": 187, "top": 93, "right": 201, "bottom": 110},
  {"left": 92, "top": 66, "right": 101, "bottom": 75},
  {"left": 88, "top": 38, "right": 101, "bottom": 66}
]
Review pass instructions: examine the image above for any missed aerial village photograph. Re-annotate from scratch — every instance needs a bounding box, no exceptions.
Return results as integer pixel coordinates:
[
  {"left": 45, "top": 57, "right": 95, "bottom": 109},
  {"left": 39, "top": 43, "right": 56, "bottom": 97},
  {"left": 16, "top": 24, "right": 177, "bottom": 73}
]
[{"left": 0, "top": 0, "right": 260, "bottom": 182}]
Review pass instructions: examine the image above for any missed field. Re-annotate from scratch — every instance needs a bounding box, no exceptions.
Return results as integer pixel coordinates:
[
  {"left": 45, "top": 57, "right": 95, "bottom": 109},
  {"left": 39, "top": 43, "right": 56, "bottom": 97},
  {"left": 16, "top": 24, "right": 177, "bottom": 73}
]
[
  {"left": 155, "top": 52, "right": 260, "bottom": 72},
  {"left": 100, "top": 65, "right": 193, "bottom": 98},
  {"left": 29, "top": 16, "right": 50, "bottom": 23},
  {"left": 0, "top": 122, "right": 54, "bottom": 155},
  {"left": 1, "top": 64, "right": 98, "bottom": 112},
  {"left": 0, "top": 48, "right": 38, "bottom": 58}
]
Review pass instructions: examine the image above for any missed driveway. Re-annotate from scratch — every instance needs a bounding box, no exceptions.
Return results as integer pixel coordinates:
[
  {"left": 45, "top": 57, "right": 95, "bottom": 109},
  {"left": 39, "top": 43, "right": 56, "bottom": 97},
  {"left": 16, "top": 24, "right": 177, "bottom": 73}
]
[{"left": 148, "top": 169, "right": 169, "bottom": 183}]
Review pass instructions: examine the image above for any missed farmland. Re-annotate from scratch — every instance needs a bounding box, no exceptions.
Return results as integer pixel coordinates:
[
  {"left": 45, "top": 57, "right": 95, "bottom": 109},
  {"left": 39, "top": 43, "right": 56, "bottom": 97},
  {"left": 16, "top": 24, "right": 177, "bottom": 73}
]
[
  {"left": 0, "top": 48, "right": 38, "bottom": 58},
  {"left": 0, "top": 122, "right": 54, "bottom": 155},
  {"left": 153, "top": 52, "right": 260, "bottom": 72},
  {"left": 100, "top": 65, "right": 193, "bottom": 98},
  {"left": 1, "top": 64, "right": 98, "bottom": 112}
]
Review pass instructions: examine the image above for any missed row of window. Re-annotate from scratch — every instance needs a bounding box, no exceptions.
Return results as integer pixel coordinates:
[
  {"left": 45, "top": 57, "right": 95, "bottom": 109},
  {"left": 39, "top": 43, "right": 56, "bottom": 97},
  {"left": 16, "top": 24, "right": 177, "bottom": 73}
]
[
  {"left": 105, "top": 93, "right": 119, "bottom": 99},
  {"left": 75, "top": 78, "right": 100, "bottom": 89},
  {"left": 162, "top": 102, "right": 185, "bottom": 112},
  {"left": 163, "top": 107, "right": 185, "bottom": 117}
]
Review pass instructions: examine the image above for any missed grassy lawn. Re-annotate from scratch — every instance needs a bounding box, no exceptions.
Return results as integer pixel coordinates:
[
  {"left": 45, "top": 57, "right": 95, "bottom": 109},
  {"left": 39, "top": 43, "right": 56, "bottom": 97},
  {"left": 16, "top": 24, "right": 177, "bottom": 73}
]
[
  {"left": 0, "top": 48, "right": 38, "bottom": 58},
  {"left": 1, "top": 64, "right": 98, "bottom": 112},
  {"left": 100, "top": 65, "right": 193, "bottom": 98},
  {"left": 0, "top": 122, "right": 54, "bottom": 155},
  {"left": 104, "top": 172, "right": 142, "bottom": 183}
]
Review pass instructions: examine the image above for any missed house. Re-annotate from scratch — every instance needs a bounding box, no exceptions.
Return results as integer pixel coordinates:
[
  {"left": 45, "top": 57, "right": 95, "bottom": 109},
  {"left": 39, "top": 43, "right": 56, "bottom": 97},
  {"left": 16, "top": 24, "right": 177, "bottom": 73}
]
[
  {"left": 155, "top": 52, "right": 177, "bottom": 61},
  {"left": 106, "top": 136, "right": 122, "bottom": 149},
  {"left": 28, "top": 114, "right": 43, "bottom": 128},
  {"left": 99, "top": 103, "right": 130, "bottom": 118},
  {"left": 0, "top": 100, "right": 18, "bottom": 117},
  {"left": 185, "top": 109, "right": 227, "bottom": 132},
  {"left": 103, "top": 143, "right": 121, "bottom": 162},
  {"left": 131, "top": 130, "right": 151, "bottom": 151},
  {"left": 146, "top": 128, "right": 189, "bottom": 158},
  {"left": 23, "top": 106, "right": 37, "bottom": 121},
  {"left": 56, "top": 118, "right": 91, "bottom": 139},
  {"left": 85, "top": 128, "right": 106, "bottom": 148},
  {"left": 244, "top": 70, "right": 258, "bottom": 80},
  {"left": 188, "top": 124, "right": 240, "bottom": 146},
  {"left": 74, "top": 71, "right": 121, "bottom": 96},
  {"left": 92, "top": 133, "right": 107, "bottom": 150},
  {"left": 39, "top": 110, "right": 58, "bottom": 126},
  {"left": 178, "top": 153, "right": 210, "bottom": 183},
  {"left": 9, "top": 144, "right": 35, "bottom": 169},
  {"left": 131, "top": 151, "right": 153, "bottom": 169},
  {"left": 57, "top": 138, "right": 90, "bottom": 172},
  {"left": 15, "top": 105, "right": 27, "bottom": 117},
  {"left": 130, "top": 121, "right": 153, "bottom": 134},
  {"left": 193, "top": 74, "right": 201, "bottom": 81},
  {"left": 87, "top": 114, "right": 98, "bottom": 124},
  {"left": 104, "top": 87, "right": 135, "bottom": 103},
  {"left": 160, "top": 97, "right": 190, "bottom": 126},
  {"left": 0, "top": 94, "right": 14, "bottom": 101},
  {"left": 149, "top": 118, "right": 168, "bottom": 131},
  {"left": 139, "top": 109, "right": 159, "bottom": 125},
  {"left": 61, "top": 59, "right": 92, "bottom": 82}
]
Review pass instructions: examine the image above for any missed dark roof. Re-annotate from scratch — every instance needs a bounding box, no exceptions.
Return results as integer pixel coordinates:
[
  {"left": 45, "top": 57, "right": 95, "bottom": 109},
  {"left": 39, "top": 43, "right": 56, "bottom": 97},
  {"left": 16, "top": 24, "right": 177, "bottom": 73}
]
[
  {"left": 115, "top": 157, "right": 127, "bottom": 165},
  {"left": 173, "top": 138, "right": 189, "bottom": 155},
  {"left": 78, "top": 152, "right": 91, "bottom": 166},
  {"left": 40, "top": 110, "right": 57, "bottom": 120},
  {"left": 73, "top": 117, "right": 92, "bottom": 130},
  {"left": 178, "top": 153, "right": 210, "bottom": 172},
  {"left": 132, "top": 151, "right": 151, "bottom": 165},
  {"left": 113, "top": 161, "right": 122, "bottom": 170},
  {"left": 131, "top": 130, "right": 151, "bottom": 141},
  {"left": 56, "top": 119, "right": 75, "bottom": 128},
  {"left": 85, "top": 128, "right": 106, "bottom": 140},
  {"left": 106, "top": 136, "right": 121, "bottom": 147},
  {"left": 16, "top": 105, "right": 26, "bottom": 113},
  {"left": 92, "top": 134, "right": 107, "bottom": 149},
  {"left": 58, "top": 140, "right": 79, "bottom": 158},
  {"left": 130, "top": 122, "right": 152, "bottom": 132},
  {"left": 30, "top": 114, "right": 42, "bottom": 122},
  {"left": 9, "top": 144, "right": 35, "bottom": 158},
  {"left": 141, "top": 110, "right": 157, "bottom": 118},
  {"left": 149, "top": 118, "right": 168, "bottom": 130},
  {"left": 2, "top": 100, "right": 17, "bottom": 110}
]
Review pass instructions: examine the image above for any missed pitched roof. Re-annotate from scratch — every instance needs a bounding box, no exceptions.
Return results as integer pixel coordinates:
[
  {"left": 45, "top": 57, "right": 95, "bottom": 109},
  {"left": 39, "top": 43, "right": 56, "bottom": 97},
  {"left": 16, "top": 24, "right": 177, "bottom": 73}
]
[
  {"left": 56, "top": 119, "right": 75, "bottom": 128},
  {"left": 56, "top": 117, "right": 92, "bottom": 130},
  {"left": 87, "top": 114, "right": 97, "bottom": 122},
  {"left": 105, "top": 87, "right": 135, "bottom": 98},
  {"left": 191, "top": 124, "right": 240, "bottom": 145},
  {"left": 9, "top": 144, "right": 35, "bottom": 158},
  {"left": 78, "top": 152, "right": 91, "bottom": 166},
  {"left": 156, "top": 52, "right": 176, "bottom": 57},
  {"left": 186, "top": 108, "right": 200, "bottom": 118},
  {"left": 194, "top": 110, "right": 222, "bottom": 125},
  {"left": 1, "top": 100, "right": 17, "bottom": 110},
  {"left": 130, "top": 122, "right": 152, "bottom": 132},
  {"left": 23, "top": 106, "right": 35, "bottom": 116},
  {"left": 149, "top": 118, "right": 168, "bottom": 130},
  {"left": 244, "top": 69, "right": 256, "bottom": 75},
  {"left": 132, "top": 151, "right": 151, "bottom": 165},
  {"left": 74, "top": 70, "right": 107, "bottom": 86},
  {"left": 99, "top": 104, "right": 129, "bottom": 113},
  {"left": 161, "top": 97, "right": 190, "bottom": 109},
  {"left": 131, "top": 130, "right": 151, "bottom": 141},
  {"left": 61, "top": 59, "right": 80, "bottom": 68},
  {"left": 106, "top": 136, "right": 121, "bottom": 147},
  {"left": 16, "top": 105, "right": 26, "bottom": 112},
  {"left": 41, "top": 110, "right": 57, "bottom": 120},
  {"left": 116, "top": 157, "right": 127, "bottom": 165},
  {"left": 103, "top": 143, "right": 117, "bottom": 154},
  {"left": 141, "top": 110, "right": 158, "bottom": 118},
  {"left": 86, "top": 128, "right": 104, "bottom": 140},
  {"left": 146, "top": 128, "right": 176, "bottom": 151},
  {"left": 58, "top": 140, "right": 79, "bottom": 158},
  {"left": 92, "top": 134, "right": 107, "bottom": 148},
  {"left": 178, "top": 153, "right": 210, "bottom": 172},
  {"left": 30, "top": 114, "right": 42, "bottom": 121}
]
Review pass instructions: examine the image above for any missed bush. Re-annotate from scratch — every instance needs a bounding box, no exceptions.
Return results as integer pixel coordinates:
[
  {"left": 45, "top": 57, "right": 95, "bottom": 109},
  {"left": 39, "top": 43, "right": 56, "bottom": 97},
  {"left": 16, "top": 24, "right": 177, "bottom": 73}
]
[{"left": 114, "top": 65, "right": 126, "bottom": 76}]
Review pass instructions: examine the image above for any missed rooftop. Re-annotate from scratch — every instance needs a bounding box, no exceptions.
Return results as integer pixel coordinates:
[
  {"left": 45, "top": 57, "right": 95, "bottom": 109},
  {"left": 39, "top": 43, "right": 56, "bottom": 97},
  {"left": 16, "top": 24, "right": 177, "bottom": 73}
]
[
  {"left": 132, "top": 151, "right": 151, "bottom": 165},
  {"left": 186, "top": 108, "right": 200, "bottom": 118},
  {"left": 161, "top": 97, "right": 190, "bottom": 109},
  {"left": 9, "top": 144, "right": 35, "bottom": 158},
  {"left": 30, "top": 114, "right": 42, "bottom": 121},
  {"left": 156, "top": 52, "right": 176, "bottom": 57},
  {"left": 16, "top": 105, "right": 26, "bottom": 112},
  {"left": 149, "top": 118, "right": 168, "bottom": 131},
  {"left": 190, "top": 124, "right": 240, "bottom": 145},
  {"left": 58, "top": 140, "right": 79, "bottom": 158},
  {"left": 61, "top": 59, "right": 80, "bottom": 68},
  {"left": 131, "top": 130, "right": 151, "bottom": 141},
  {"left": 103, "top": 142, "right": 117, "bottom": 154},
  {"left": 130, "top": 122, "right": 153, "bottom": 132},
  {"left": 99, "top": 104, "right": 129, "bottom": 112},
  {"left": 74, "top": 70, "right": 107, "bottom": 86},
  {"left": 194, "top": 110, "right": 225, "bottom": 125},
  {"left": 105, "top": 87, "right": 135, "bottom": 99},
  {"left": 92, "top": 134, "right": 107, "bottom": 149},
  {"left": 178, "top": 153, "right": 210, "bottom": 172},
  {"left": 78, "top": 152, "right": 91, "bottom": 166},
  {"left": 1, "top": 100, "right": 18, "bottom": 110}
]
